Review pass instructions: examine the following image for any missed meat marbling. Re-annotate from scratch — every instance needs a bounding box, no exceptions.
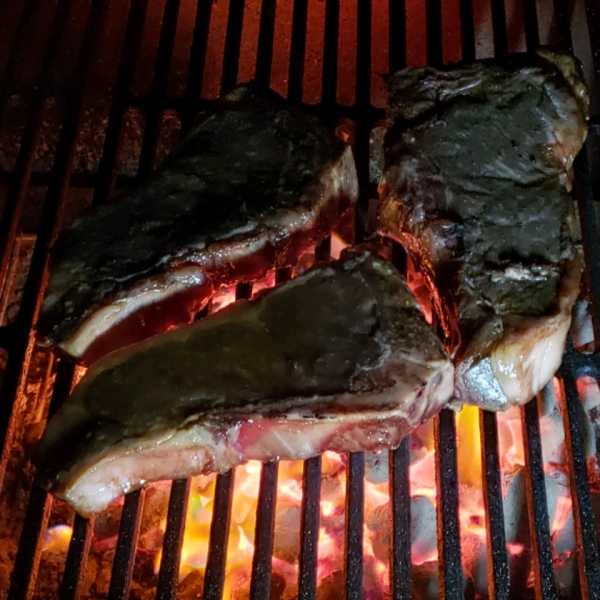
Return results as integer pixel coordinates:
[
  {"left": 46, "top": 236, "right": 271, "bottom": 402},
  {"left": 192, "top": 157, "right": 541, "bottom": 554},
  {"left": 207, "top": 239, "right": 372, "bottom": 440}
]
[
  {"left": 34, "top": 249, "right": 453, "bottom": 516},
  {"left": 36, "top": 85, "right": 358, "bottom": 365},
  {"left": 378, "top": 50, "right": 589, "bottom": 410}
]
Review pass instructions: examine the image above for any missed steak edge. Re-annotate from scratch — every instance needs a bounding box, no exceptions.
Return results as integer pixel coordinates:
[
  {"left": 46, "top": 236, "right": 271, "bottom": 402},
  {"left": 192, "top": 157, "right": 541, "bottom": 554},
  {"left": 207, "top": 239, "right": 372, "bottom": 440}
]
[
  {"left": 378, "top": 50, "right": 589, "bottom": 410},
  {"left": 34, "top": 249, "right": 453, "bottom": 516},
  {"left": 37, "top": 85, "right": 359, "bottom": 364}
]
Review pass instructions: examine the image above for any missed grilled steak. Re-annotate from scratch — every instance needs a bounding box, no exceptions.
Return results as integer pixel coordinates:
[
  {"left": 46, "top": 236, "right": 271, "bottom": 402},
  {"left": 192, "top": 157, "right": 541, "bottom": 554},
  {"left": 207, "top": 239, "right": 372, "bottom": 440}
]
[
  {"left": 34, "top": 250, "right": 453, "bottom": 516},
  {"left": 378, "top": 50, "right": 589, "bottom": 411},
  {"left": 37, "top": 85, "right": 358, "bottom": 365}
]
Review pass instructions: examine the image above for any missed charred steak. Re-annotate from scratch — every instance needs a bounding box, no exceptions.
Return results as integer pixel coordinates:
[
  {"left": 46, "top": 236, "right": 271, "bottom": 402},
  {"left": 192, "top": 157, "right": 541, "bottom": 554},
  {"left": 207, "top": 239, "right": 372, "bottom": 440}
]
[
  {"left": 378, "top": 50, "right": 589, "bottom": 410},
  {"left": 34, "top": 250, "right": 453, "bottom": 516},
  {"left": 37, "top": 85, "right": 359, "bottom": 365}
]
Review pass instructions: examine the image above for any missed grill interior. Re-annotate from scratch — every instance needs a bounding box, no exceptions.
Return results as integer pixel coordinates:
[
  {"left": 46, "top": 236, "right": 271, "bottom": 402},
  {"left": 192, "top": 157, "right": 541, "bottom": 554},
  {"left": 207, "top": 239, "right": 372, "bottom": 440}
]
[{"left": 1, "top": 0, "right": 600, "bottom": 599}]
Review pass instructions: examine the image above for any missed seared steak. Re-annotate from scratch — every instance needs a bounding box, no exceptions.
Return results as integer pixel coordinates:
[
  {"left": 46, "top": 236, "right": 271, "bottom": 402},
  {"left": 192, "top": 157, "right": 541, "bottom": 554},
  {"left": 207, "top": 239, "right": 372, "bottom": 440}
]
[
  {"left": 34, "top": 250, "right": 453, "bottom": 516},
  {"left": 37, "top": 85, "right": 358, "bottom": 365},
  {"left": 378, "top": 50, "right": 589, "bottom": 410}
]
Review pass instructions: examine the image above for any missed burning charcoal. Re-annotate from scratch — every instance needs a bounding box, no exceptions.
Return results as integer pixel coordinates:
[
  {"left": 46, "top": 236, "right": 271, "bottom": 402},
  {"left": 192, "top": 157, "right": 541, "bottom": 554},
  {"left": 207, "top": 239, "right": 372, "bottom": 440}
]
[
  {"left": 365, "top": 451, "right": 389, "bottom": 484},
  {"left": 503, "top": 468, "right": 530, "bottom": 546},
  {"left": 138, "top": 483, "right": 171, "bottom": 548},
  {"left": 93, "top": 502, "right": 122, "bottom": 541},
  {"left": 411, "top": 561, "right": 439, "bottom": 600},
  {"left": 32, "top": 547, "right": 66, "bottom": 600},
  {"left": 554, "top": 552, "right": 577, "bottom": 598},
  {"left": 461, "top": 532, "right": 487, "bottom": 596},
  {"left": 366, "top": 503, "right": 390, "bottom": 564},
  {"left": 177, "top": 570, "right": 204, "bottom": 600},
  {"left": 411, "top": 496, "right": 437, "bottom": 563},
  {"left": 273, "top": 501, "right": 301, "bottom": 563},
  {"left": 316, "top": 570, "right": 345, "bottom": 600}
]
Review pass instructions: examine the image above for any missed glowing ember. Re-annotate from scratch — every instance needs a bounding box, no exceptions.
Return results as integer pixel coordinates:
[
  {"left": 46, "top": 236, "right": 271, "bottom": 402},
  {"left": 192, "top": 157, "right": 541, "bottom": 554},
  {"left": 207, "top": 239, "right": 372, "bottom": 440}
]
[{"left": 43, "top": 524, "right": 73, "bottom": 551}]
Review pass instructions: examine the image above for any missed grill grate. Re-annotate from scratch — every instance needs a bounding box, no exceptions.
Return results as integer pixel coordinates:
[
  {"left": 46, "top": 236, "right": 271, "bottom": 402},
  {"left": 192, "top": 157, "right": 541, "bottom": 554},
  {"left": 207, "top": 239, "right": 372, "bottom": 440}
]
[{"left": 0, "top": 0, "right": 600, "bottom": 599}]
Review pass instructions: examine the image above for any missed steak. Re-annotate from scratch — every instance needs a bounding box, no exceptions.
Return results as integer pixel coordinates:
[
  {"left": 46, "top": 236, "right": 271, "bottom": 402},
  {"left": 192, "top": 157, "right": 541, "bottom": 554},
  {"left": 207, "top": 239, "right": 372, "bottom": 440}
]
[
  {"left": 34, "top": 250, "right": 453, "bottom": 516},
  {"left": 36, "top": 85, "right": 359, "bottom": 365},
  {"left": 378, "top": 50, "right": 589, "bottom": 411}
]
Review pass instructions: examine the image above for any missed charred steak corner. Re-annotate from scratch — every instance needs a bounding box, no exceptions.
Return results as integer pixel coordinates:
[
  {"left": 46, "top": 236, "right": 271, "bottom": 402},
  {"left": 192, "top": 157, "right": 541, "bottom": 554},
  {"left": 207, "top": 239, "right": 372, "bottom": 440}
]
[
  {"left": 34, "top": 250, "right": 453, "bottom": 516},
  {"left": 36, "top": 85, "right": 359, "bottom": 365},
  {"left": 378, "top": 50, "right": 589, "bottom": 410}
]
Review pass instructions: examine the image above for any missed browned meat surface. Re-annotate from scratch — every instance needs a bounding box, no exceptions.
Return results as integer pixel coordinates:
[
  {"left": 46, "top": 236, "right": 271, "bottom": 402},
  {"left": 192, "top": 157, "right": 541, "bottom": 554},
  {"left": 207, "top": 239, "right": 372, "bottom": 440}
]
[
  {"left": 34, "top": 250, "right": 453, "bottom": 516},
  {"left": 36, "top": 85, "right": 358, "bottom": 365},
  {"left": 378, "top": 50, "right": 589, "bottom": 410}
]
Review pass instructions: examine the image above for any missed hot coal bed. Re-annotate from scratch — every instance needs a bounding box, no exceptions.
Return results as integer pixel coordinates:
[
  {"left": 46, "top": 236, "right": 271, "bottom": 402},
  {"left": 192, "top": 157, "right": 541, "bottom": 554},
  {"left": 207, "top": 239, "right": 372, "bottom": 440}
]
[{"left": 1, "top": 0, "right": 600, "bottom": 599}]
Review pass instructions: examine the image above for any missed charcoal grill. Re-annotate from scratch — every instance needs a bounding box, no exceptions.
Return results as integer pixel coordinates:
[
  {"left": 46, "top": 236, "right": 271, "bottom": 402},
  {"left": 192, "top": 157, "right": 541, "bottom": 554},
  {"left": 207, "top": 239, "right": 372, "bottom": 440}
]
[{"left": 1, "top": 0, "right": 600, "bottom": 598}]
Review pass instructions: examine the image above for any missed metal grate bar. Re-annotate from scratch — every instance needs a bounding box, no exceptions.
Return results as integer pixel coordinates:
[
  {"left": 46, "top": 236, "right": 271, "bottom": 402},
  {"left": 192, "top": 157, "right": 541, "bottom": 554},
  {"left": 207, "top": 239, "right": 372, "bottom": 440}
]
[
  {"left": 287, "top": 0, "right": 309, "bottom": 102},
  {"left": 560, "top": 373, "right": 600, "bottom": 599},
  {"left": 551, "top": 0, "right": 573, "bottom": 51},
  {"left": 91, "top": 0, "right": 151, "bottom": 206},
  {"left": 521, "top": 398, "right": 558, "bottom": 600},
  {"left": 1, "top": 0, "right": 42, "bottom": 81},
  {"left": 0, "top": 0, "right": 110, "bottom": 466},
  {"left": 390, "top": 439, "right": 411, "bottom": 600},
  {"left": 459, "top": 0, "right": 476, "bottom": 61},
  {"left": 321, "top": 0, "right": 340, "bottom": 106},
  {"left": 574, "top": 147, "right": 600, "bottom": 348},
  {"left": 584, "top": 0, "right": 600, "bottom": 76},
  {"left": 388, "top": 0, "right": 406, "bottom": 72},
  {"left": 181, "top": 0, "right": 214, "bottom": 130},
  {"left": 298, "top": 456, "right": 322, "bottom": 600},
  {"left": 255, "top": 0, "right": 277, "bottom": 88},
  {"left": 107, "top": 489, "right": 146, "bottom": 600},
  {"left": 8, "top": 358, "right": 75, "bottom": 600},
  {"left": 6, "top": 487, "right": 53, "bottom": 600},
  {"left": 202, "top": 470, "right": 235, "bottom": 600},
  {"left": 249, "top": 461, "right": 279, "bottom": 600},
  {"left": 220, "top": 0, "right": 246, "bottom": 94},
  {"left": 155, "top": 479, "right": 192, "bottom": 600},
  {"left": 345, "top": 452, "right": 365, "bottom": 600},
  {"left": 137, "top": 0, "right": 183, "bottom": 179},
  {"left": 425, "top": 0, "right": 443, "bottom": 67},
  {"left": 522, "top": 0, "right": 540, "bottom": 50},
  {"left": 434, "top": 409, "right": 463, "bottom": 600},
  {"left": 480, "top": 411, "right": 509, "bottom": 600},
  {"left": 59, "top": 514, "right": 94, "bottom": 600},
  {"left": 355, "top": 0, "right": 372, "bottom": 109},
  {"left": 490, "top": 0, "right": 508, "bottom": 58}
]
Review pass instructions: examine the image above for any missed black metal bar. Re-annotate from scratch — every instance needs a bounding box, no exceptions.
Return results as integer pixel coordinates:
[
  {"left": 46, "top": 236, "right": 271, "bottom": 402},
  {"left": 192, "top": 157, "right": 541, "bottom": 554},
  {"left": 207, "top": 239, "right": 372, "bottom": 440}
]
[
  {"left": 107, "top": 490, "right": 145, "bottom": 600},
  {"left": 1, "top": 0, "right": 42, "bottom": 80},
  {"left": 480, "top": 411, "right": 509, "bottom": 600},
  {"left": 390, "top": 439, "right": 411, "bottom": 600},
  {"left": 288, "top": 0, "right": 309, "bottom": 102},
  {"left": 0, "top": 0, "right": 110, "bottom": 474},
  {"left": 220, "top": 0, "right": 246, "bottom": 94},
  {"left": 585, "top": 0, "right": 600, "bottom": 77},
  {"left": 298, "top": 456, "right": 322, "bottom": 600},
  {"left": 6, "top": 486, "right": 53, "bottom": 600},
  {"left": 425, "top": 0, "right": 443, "bottom": 67},
  {"left": 345, "top": 452, "right": 364, "bottom": 600},
  {"left": 388, "top": 0, "right": 406, "bottom": 72},
  {"left": 136, "top": 0, "right": 183, "bottom": 179},
  {"left": 59, "top": 514, "right": 94, "bottom": 600},
  {"left": 181, "top": 0, "right": 214, "bottom": 130},
  {"left": 574, "top": 146, "right": 600, "bottom": 349},
  {"left": 521, "top": 398, "right": 558, "bottom": 600},
  {"left": 155, "top": 479, "right": 191, "bottom": 600},
  {"left": 550, "top": 0, "right": 573, "bottom": 51},
  {"left": 459, "top": 0, "right": 476, "bottom": 61},
  {"left": 321, "top": 0, "right": 340, "bottom": 107},
  {"left": 315, "top": 236, "right": 332, "bottom": 263},
  {"left": 254, "top": 0, "right": 277, "bottom": 89},
  {"left": 91, "top": 0, "right": 150, "bottom": 206},
  {"left": 522, "top": 0, "right": 540, "bottom": 50},
  {"left": 249, "top": 461, "right": 279, "bottom": 600},
  {"left": 560, "top": 374, "right": 600, "bottom": 600},
  {"left": 434, "top": 409, "right": 463, "bottom": 600},
  {"left": 202, "top": 470, "right": 235, "bottom": 600},
  {"left": 490, "top": 0, "right": 508, "bottom": 58}
]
